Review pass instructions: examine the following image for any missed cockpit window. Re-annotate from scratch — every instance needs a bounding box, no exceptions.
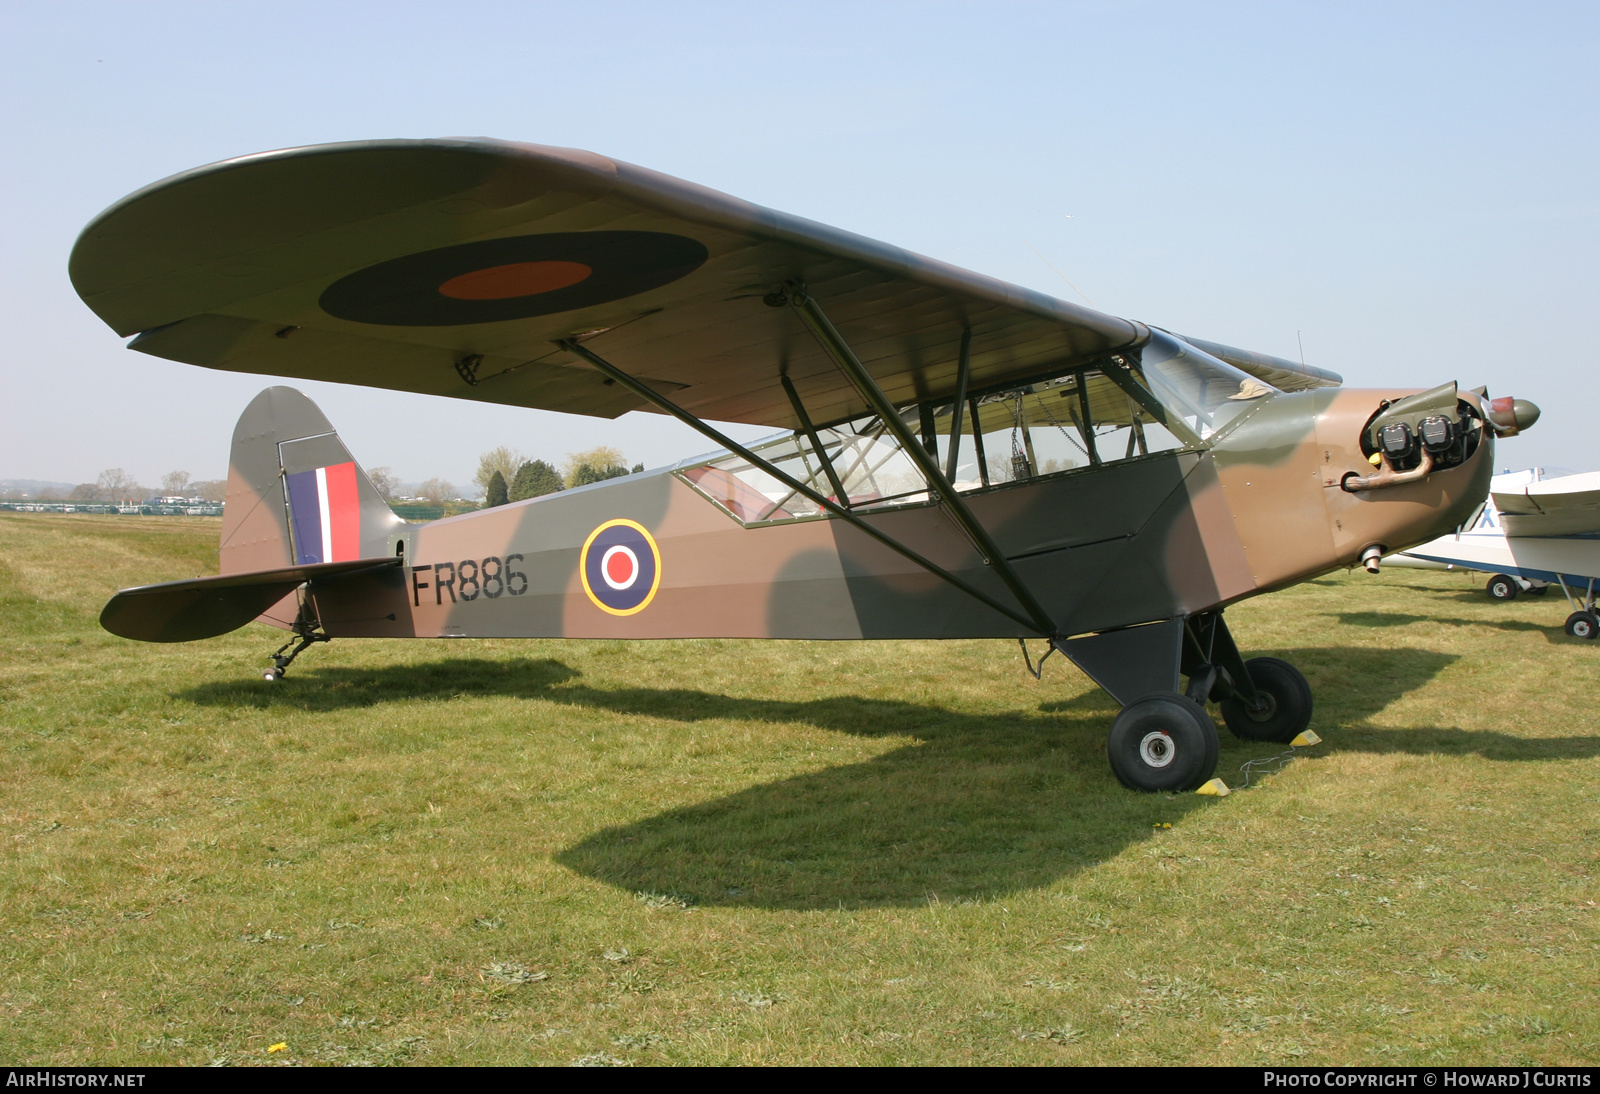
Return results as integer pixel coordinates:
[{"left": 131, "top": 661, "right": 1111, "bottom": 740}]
[
  {"left": 675, "top": 332, "right": 1280, "bottom": 526},
  {"left": 959, "top": 367, "right": 1189, "bottom": 484}
]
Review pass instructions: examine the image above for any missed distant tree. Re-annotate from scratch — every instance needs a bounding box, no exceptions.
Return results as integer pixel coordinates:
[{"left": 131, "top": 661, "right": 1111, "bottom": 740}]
[
  {"left": 160, "top": 470, "right": 191, "bottom": 496},
  {"left": 563, "top": 446, "right": 631, "bottom": 488},
  {"left": 631, "top": 462, "right": 644, "bottom": 474},
  {"left": 568, "top": 462, "right": 631, "bottom": 487},
  {"left": 484, "top": 470, "right": 508, "bottom": 508},
  {"left": 509, "top": 459, "right": 563, "bottom": 501},
  {"left": 190, "top": 479, "right": 228, "bottom": 503},
  {"left": 474, "top": 446, "right": 525, "bottom": 499},
  {"left": 95, "top": 468, "right": 143, "bottom": 503},
  {"left": 67, "top": 483, "right": 101, "bottom": 501},
  {"left": 366, "top": 466, "right": 399, "bottom": 500},
  {"left": 417, "top": 477, "right": 455, "bottom": 503}
]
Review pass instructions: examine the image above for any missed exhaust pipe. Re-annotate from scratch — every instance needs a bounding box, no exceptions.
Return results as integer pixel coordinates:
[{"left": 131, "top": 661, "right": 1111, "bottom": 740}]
[
  {"left": 1360, "top": 545, "right": 1385, "bottom": 574},
  {"left": 1343, "top": 449, "right": 1434, "bottom": 492}
]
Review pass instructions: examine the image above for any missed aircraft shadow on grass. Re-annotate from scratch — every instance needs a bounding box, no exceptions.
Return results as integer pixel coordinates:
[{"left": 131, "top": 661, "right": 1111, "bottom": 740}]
[
  {"left": 180, "top": 646, "right": 1599, "bottom": 910},
  {"left": 1335, "top": 610, "right": 1576, "bottom": 642}
]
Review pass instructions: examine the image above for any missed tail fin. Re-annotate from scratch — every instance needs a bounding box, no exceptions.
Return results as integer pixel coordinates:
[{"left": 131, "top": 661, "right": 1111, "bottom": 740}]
[{"left": 221, "top": 387, "right": 406, "bottom": 578}]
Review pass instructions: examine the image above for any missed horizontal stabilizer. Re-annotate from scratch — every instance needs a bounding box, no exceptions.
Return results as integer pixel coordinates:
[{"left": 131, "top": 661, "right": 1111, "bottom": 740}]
[{"left": 101, "top": 558, "right": 399, "bottom": 642}]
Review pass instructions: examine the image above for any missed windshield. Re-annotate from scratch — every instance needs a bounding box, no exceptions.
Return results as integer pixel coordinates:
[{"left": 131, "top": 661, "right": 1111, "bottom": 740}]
[{"left": 1138, "top": 330, "right": 1277, "bottom": 438}]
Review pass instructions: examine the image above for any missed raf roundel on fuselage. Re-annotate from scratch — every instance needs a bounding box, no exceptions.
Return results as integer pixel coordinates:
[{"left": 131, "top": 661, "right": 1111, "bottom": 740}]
[{"left": 580, "top": 519, "right": 661, "bottom": 616}]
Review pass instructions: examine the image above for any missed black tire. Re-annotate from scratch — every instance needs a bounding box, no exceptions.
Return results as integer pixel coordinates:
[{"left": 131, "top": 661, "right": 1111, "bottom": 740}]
[
  {"left": 1565, "top": 611, "right": 1599, "bottom": 640},
  {"left": 1107, "top": 694, "right": 1219, "bottom": 793},
  {"left": 1486, "top": 574, "right": 1519, "bottom": 601},
  {"left": 1524, "top": 584, "right": 1549, "bottom": 597},
  {"left": 1219, "top": 657, "right": 1313, "bottom": 743}
]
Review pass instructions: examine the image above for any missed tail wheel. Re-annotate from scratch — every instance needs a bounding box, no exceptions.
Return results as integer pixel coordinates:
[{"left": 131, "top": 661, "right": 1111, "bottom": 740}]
[
  {"left": 1219, "top": 657, "right": 1313, "bottom": 743},
  {"left": 1486, "top": 574, "right": 1519, "bottom": 601},
  {"left": 1107, "top": 694, "right": 1219, "bottom": 793},
  {"left": 1565, "top": 612, "right": 1599, "bottom": 640}
]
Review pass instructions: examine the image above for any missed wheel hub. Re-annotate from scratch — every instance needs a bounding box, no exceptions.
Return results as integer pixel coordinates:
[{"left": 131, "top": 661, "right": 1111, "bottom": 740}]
[
  {"left": 1246, "top": 691, "right": 1279, "bottom": 722},
  {"left": 1139, "top": 730, "right": 1176, "bottom": 768}
]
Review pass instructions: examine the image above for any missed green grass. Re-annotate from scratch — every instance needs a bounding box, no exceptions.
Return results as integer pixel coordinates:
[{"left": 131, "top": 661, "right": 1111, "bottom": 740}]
[{"left": 1, "top": 513, "right": 1596, "bottom": 1066}]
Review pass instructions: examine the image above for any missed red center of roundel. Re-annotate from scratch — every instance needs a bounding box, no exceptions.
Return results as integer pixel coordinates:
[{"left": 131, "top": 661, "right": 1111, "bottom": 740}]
[
  {"left": 437, "top": 261, "right": 593, "bottom": 300},
  {"left": 606, "top": 550, "right": 635, "bottom": 585}
]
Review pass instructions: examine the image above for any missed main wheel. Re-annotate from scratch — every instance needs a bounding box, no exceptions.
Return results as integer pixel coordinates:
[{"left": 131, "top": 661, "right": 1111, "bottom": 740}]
[
  {"left": 1486, "top": 574, "right": 1519, "bottom": 601},
  {"left": 1219, "top": 657, "right": 1313, "bottom": 743},
  {"left": 1565, "top": 611, "right": 1599, "bottom": 640},
  {"left": 1524, "top": 584, "right": 1549, "bottom": 597},
  {"left": 1107, "top": 695, "right": 1219, "bottom": 793}
]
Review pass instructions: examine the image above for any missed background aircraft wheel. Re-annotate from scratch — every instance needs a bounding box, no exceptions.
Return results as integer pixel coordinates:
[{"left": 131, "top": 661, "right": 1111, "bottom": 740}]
[
  {"left": 1524, "top": 584, "right": 1548, "bottom": 597},
  {"left": 1565, "top": 611, "right": 1599, "bottom": 640},
  {"left": 263, "top": 668, "right": 282, "bottom": 682},
  {"left": 1219, "top": 657, "right": 1313, "bottom": 743},
  {"left": 1107, "top": 695, "right": 1219, "bottom": 793},
  {"left": 1486, "top": 574, "right": 1519, "bottom": 601}
]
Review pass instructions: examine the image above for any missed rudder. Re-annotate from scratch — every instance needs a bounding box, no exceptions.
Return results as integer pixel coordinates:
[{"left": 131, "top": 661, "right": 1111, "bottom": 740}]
[{"left": 220, "top": 388, "right": 406, "bottom": 621}]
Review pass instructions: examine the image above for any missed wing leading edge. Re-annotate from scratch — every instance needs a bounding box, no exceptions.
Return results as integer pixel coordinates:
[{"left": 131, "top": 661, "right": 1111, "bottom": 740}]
[{"left": 72, "top": 139, "right": 1336, "bottom": 429}]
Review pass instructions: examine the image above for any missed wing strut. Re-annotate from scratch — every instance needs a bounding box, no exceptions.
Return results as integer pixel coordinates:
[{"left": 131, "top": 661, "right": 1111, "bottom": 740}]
[
  {"left": 944, "top": 328, "right": 973, "bottom": 481},
  {"left": 780, "top": 285, "right": 1062, "bottom": 640},
  {"left": 555, "top": 338, "right": 1047, "bottom": 636},
  {"left": 779, "top": 372, "right": 850, "bottom": 505}
]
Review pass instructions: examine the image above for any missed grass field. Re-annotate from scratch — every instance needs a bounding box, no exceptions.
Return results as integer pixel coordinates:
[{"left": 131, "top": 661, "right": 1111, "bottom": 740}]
[{"left": 2, "top": 512, "right": 1596, "bottom": 1066}]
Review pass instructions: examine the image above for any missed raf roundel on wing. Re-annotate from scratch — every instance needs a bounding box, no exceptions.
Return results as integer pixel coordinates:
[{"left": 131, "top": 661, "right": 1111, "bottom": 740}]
[
  {"left": 580, "top": 519, "right": 661, "bottom": 616},
  {"left": 318, "top": 231, "right": 709, "bottom": 326}
]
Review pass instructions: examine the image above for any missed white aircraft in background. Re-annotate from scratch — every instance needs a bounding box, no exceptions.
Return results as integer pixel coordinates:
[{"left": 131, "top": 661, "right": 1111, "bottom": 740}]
[{"left": 1386, "top": 468, "right": 1600, "bottom": 639}]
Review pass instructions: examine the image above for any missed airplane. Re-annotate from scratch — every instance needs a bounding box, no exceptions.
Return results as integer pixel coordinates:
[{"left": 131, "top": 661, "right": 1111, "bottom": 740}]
[
  {"left": 1385, "top": 468, "right": 1600, "bottom": 638},
  {"left": 70, "top": 138, "right": 1543, "bottom": 794}
]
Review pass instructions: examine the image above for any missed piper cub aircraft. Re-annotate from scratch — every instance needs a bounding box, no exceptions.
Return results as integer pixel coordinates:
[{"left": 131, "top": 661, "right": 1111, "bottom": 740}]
[{"left": 73, "top": 139, "right": 1541, "bottom": 793}]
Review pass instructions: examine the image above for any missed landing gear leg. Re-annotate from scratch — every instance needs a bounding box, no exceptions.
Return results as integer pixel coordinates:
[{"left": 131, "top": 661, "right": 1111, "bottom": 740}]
[{"left": 1555, "top": 576, "right": 1599, "bottom": 641}]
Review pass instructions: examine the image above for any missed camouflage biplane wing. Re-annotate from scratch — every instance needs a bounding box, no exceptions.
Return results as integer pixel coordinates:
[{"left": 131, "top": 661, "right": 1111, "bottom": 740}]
[{"left": 69, "top": 139, "right": 1336, "bottom": 431}]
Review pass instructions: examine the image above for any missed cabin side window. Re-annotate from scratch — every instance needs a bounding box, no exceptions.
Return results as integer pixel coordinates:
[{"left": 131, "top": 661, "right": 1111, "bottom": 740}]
[
  {"left": 950, "top": 367, "right": 1189, "bottom": 486},
  {"left": 674, "top": 346, "right": 1252, "bottom": 527}
]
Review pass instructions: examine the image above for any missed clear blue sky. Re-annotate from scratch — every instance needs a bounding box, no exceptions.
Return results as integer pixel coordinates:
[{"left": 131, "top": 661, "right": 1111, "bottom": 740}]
[{"left": 3, "top": 1, "right": 1595, "bottom": 490}]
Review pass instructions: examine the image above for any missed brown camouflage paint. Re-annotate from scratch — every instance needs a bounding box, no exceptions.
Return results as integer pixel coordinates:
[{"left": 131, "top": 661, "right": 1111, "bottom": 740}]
[{"left": 277, "top": 383, "right": 1492, "bottom": 644}]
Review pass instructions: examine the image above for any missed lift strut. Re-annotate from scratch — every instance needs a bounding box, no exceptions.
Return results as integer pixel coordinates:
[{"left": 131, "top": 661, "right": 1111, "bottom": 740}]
[
  {"left": 780, "top": 285, "right": 1061, "bottom": 639},
  {"left": 555, "top": 338, "right": 1047, "bottom": 635}
]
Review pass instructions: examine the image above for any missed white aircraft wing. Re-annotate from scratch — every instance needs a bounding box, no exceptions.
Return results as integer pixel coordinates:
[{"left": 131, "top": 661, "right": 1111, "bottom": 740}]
[
  {"left": 1402, "top": 532, "right": 1600, "bottom": 584},
  {"left": 1492, "top": 471, "right": 1600, "bottom": 538}
]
